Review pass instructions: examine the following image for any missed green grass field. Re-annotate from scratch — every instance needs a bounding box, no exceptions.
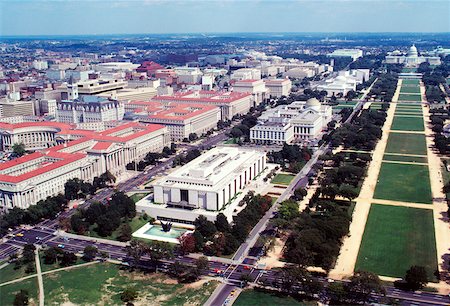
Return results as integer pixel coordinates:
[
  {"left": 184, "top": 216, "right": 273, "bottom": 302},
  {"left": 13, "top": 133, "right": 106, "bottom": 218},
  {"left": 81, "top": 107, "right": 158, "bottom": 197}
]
[
  {"left": 271, "top": 173, "right": 295, "bottom": 185},
  {"left": 369, "top": 103, "right": 384, "bottom": 110},
  {"left": 0, "top": 276, "right": 39, "bottom": 306},
  {"left": 382, "top": 154, "right": 428, "bottom": 164},
  {"left": 398, "top": 94, "right": 422, "bottom": 102},
  {"left": 355, "top": 205, "right": 438, "bottom": 280},
  {"left": 401, "top": 68, "right": 417, "bottom": 73},
  {"left": 400, "top": 86, "right": 421, "bottom": 94},
  {"left": 0, "top": 263, "right": 30, "bottom": 284},
  {"left": 43, "top": 263, "right": 219, "bottom": 305},
  {"left": 385, "top": 132, "right": 427, "bottom": 156},
  {"left": 374, "top": 162, "right": 432, "bottom": 204},
  {"left": 394, "top": 109, "right": 423, "bottom": 116},
  {"left": 390, "top": 116, "right": 424, "bottom": 132},
  {"left": 130, "top": 193, "right": 149, "bottom": 203},
  {"left": 402, "top": 79, "right": 420, "bottom": 86},
  {"left": 396, "top": 103, "right": 422, "bottom": 109},
  {"left": 234, "top": 289, "right": 316, "bottom": 306}
]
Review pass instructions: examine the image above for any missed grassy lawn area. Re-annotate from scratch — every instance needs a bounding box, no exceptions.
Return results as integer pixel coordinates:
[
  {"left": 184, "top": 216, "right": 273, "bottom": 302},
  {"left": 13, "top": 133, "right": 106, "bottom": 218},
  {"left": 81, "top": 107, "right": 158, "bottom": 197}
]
[
  {"left": 402, "top": 68, "right": 417, "bottom": 73},
  {"left": 398, "top": 94, "right": 422, "bottom": 102},
  {"left": 394, "top": 109, "right": 423, "bottom": 116},
  {"left": 355, "top": 204, "right": 438, "bottom": 280},
  {"left": 43, "top": 262, "right": 218, "bottom": 305},
  {"left": 390, "top": 116, "right": 424, "bottom": 132},
  {"left": 396, "top": 103, "right": 422, "bottom": 109},
  {"left": 385, "top": 132, "right": 427, "bottom": 156},
  {"left": 400, "top": 86, "right": 421, "bottom": 94},
  {"left": 271, "top": 173, "right": 295, "bottom": 185},
  {"left": 0, "top": 263, "right": 30, "bottom": 284},
  {"left": 84, "top": 215, "right": 149, "bottom": 241},
  {"left": 0, "top": 276, "right": 39, "bottom": 305},
  {"left": 402, "top": 79, "right": 420, "bottom": 85},
  {"left": 383, "top": 154, "right": 427, "bottom": 164},
  {"left": 234, "top": 289, "right": 316, "bottom": 306},
  {"left": 374, "top": 162, "right": 432, "bottom": 204},
  {"left": 224, "top": 138, "right": 238, "bottom": 144},
  {"left": 130, "top": 193, "right": 149, "bottom": 203}
]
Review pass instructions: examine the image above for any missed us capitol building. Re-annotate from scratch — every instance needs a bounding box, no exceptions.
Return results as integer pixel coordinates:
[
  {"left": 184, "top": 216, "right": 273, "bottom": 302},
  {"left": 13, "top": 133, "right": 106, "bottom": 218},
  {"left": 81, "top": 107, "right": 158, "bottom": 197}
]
[{"left": 385, "top": 45, "right": 441, "bottom": 66}]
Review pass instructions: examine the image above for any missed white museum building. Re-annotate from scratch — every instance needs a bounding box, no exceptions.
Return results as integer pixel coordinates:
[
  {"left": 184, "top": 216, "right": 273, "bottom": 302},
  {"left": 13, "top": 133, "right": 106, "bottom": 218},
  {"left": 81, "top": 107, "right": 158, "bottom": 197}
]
[{"left": 136, "top": 147, "right": 267, "bottom": 224}]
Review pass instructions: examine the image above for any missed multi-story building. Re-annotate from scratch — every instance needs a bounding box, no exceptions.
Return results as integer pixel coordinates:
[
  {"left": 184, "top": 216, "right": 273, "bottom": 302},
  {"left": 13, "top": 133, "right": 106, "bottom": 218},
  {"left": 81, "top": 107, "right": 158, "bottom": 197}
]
[
  {"left": 174, "top": 67, "right": 203, "bottom": 84},
  {"left": 137, "top": 147, "right": 267, "bottom": 223},
  {"left": 32, "top": 60, "right": 48, "bottom": 70},
  {"left": 126, "top": 101, "right": 220, "bottom": 141},
  {"left": 151, "top": 91, "right": 253, "bottom": 120},
  {"left": 264, "top": 79, "right": 292, "bottom": 98},
  {"left": 56, "top": 95, "right": 124, "bottom": 124},
  {"left": 231, "top": 68, "right": 261, "bottom": 81},
  {"left": 0, "top": 100, "right": 35, "bottom": 118},
  {"left": 0, "top": 121, "right": 169, "bottom": 209},
  {"left": 74, "top": 79, "right": 128, "bottom": 95},
  {"left": 250, "top": 98, "right": 332, "bottom": 144},
  {"left": 97, "top": 87, "right": 157, "bottom": 102},
  {"left": 232, "top": 79, "right": 268, "bottom": 105}
]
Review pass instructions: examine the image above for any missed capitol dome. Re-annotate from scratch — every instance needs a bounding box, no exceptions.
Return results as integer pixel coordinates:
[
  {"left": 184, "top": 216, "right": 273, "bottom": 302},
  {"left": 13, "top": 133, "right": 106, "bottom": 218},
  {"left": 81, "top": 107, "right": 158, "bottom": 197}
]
[
  {"left": 306, "top": 98, "right": 321, "bottom": 107},
  {"left": 407, "top": 44, "right": 418, "bottom": 57}
]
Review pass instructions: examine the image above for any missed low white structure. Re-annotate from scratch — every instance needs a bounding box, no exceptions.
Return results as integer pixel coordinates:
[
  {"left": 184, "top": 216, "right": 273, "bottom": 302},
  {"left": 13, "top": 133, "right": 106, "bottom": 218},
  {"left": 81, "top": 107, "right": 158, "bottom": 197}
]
[
  {"left": 250, "top": 98, "right": 332, "bottom": 144},
  {"left": 327, "top": 49, "right": 363, "bottom": 60},
  {"left": 137, "top": 147, "right": 267, "bottom": 223},
  {"left": 385, "top": 45, "right": 441, "bottom": 66}
]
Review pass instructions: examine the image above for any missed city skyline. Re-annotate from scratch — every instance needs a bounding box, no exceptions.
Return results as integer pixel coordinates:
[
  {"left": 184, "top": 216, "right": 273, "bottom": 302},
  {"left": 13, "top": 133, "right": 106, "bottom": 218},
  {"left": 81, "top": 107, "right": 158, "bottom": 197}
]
[{"left": 1, "top": 0, "right": 449, "bottom": 36}]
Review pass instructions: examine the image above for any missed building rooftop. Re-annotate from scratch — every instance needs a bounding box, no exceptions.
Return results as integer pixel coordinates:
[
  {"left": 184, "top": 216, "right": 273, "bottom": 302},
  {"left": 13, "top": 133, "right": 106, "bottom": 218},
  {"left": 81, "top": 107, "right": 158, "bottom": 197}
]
[{"left": 155, "top": 147, "right": 264, "bottom": 190}]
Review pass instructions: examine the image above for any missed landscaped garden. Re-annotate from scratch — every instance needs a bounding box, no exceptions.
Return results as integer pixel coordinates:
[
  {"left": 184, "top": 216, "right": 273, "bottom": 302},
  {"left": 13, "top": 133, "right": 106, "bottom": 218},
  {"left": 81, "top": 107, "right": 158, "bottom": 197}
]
[{"left": 271, "top": 173, "right": 295, "bottom": 185}]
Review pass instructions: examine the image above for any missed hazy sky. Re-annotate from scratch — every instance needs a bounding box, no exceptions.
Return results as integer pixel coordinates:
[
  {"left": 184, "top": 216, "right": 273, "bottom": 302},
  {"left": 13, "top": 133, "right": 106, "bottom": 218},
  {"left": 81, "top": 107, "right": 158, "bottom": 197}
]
[{"left": 1, "top": 0, "right": 449, "bottom": 36}]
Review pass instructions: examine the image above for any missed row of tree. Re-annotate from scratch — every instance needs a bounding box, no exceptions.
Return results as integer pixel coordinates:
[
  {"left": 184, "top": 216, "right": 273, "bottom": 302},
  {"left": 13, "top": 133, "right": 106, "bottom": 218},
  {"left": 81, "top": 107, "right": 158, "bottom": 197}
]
[
  {"left": 126, "top": 143, "right": 177, "bottom": 171},
  {"left": 0, "top": 194, "right": 68, "bottom": 236},
  {"left": 64, "top": 171, "right": 115, "bottom": 200},
  {"left": 172, "top": 149, "right": 201, "bottom": 167},
  {"left": 180, "top": 194, "right": 273, "bottom": 257},
  {"left": 430, "top": 108, "right": 450, "bottom": 155},
  {"left": 368, "top": 72, "right": 398, "bottom": 102},
  {"left": 327, "top": 109, "right": 387, "bottom": 150},
  {"left": 268, "top": 143, "right": 312, "bottom": 173},
  {"left": 68, "top": 192, "right": 136, "bottom": 238}
]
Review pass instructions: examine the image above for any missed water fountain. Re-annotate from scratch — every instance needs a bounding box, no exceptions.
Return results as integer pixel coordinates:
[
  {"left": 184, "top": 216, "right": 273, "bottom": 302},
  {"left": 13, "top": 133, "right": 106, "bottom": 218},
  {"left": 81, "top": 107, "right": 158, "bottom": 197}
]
[{"left": 161, "top": 221, "right": 172, "bottom": 232}]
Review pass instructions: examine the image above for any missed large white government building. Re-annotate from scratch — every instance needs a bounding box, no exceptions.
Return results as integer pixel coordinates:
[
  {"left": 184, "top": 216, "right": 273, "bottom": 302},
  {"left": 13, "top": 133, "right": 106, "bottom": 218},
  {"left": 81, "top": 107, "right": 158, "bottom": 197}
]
[
  {"left": 0, "top": 121, "right": 169, "bottom": 210},
  {"left": 385, "top": 45, "right": 441, "bottom": 66},
  {"left": 137, "top": 147, "right": 267, "bottom": 224},
  {"left": 250, "top": 98, "right": 332, "bottom": 144}
]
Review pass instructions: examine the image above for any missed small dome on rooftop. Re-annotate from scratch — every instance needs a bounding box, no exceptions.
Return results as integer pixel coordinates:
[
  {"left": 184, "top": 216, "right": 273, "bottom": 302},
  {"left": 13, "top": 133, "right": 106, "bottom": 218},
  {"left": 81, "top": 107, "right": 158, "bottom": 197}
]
[{"left": 306, "top": 98, "right": 320, "bottom": 107}]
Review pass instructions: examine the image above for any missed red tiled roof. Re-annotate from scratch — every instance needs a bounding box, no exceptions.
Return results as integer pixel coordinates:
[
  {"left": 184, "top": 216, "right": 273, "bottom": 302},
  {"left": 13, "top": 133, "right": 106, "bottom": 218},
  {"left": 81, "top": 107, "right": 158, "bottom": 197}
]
[
  {"left": 0, "top": 151, "right": 85, "bottom": 183},
  {"left": 91, "top": 141, "right": 114, "bottom": 151}
]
